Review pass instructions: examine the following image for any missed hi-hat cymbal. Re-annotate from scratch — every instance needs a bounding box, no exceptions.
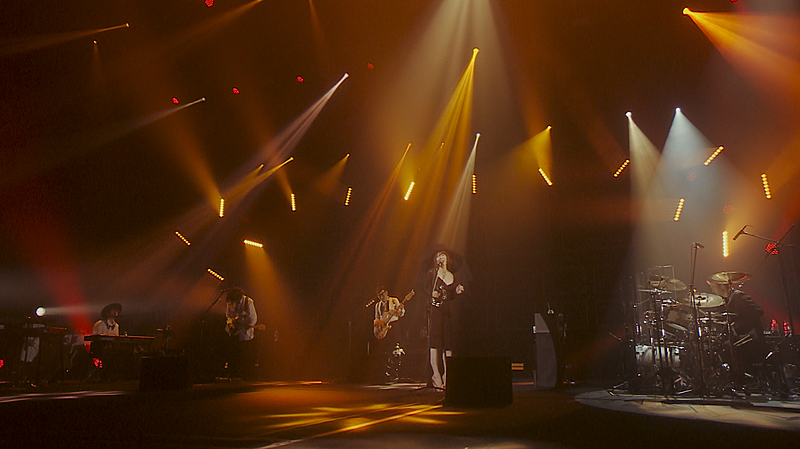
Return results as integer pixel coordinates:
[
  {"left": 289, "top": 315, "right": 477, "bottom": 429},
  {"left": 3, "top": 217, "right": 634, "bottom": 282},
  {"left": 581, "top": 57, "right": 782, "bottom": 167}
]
[
  {"left": 707, "top": 271, "right": 750, "bottom": 284},
  {"left": 657, "top": 278, "right": 687, "bottom": 291}
]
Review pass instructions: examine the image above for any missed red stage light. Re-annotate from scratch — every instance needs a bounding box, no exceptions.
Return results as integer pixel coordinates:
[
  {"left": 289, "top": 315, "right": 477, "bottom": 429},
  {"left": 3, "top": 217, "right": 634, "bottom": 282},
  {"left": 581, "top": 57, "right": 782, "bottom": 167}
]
[
  {"left": 0, "top": 359, "right": 4, "bottom": 369},
  {"left": 205, "top": 0, "right": 214, "bottom": 7},
  {"left": 172, "top": 97, "right": 180, "bottom": 104},
  {"left": 232, "top": 87, "right": 240, "bottom": 95},
  {"left": 367, "top": 63, "right": 374, "bottom": 69},
  {"left": 296, "top": 76, "right": 304, "bottom": 83},
  {"left": 766, "top": 243, "right": 779, "bottom": 255}
]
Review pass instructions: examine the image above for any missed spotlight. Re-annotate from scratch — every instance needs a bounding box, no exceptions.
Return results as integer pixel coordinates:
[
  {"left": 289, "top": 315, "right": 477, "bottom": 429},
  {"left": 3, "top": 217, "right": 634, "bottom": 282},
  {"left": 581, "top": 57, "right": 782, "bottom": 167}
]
[
  {"left": 723, "top": 231, "right": 730, "bottom": 258},
  {"left": 473, "top": 47, "right": 480, "bottom": 55},
  {"left": 125, "top": 23, "right": 130, "bottom": 28},
  {"left": 761, "top": 173, "right": 772, "bottom": 199},
  {"left": 244, "top": 239, "right": 263, "bottom": 248},
  {"left": 207, "top": 268, "right": 224, "bottom": 282},
  {"left": 538, "top": 168, "right": 553, "bottom": 186},
  {"left": 766, "top": 243, "right": 779, "bottom": 255},
  {"left": 205, "top": 0, "right": 214, "bottom": 7},
  {"left": 344, "top": 187, "right": 352, "bottom": 206},
  {"left": 367, "top": 63, "right": 374, "bottom": 69},
  {"left": 404, "top": 182, "right": 415, "bottom": 201},
  {"left": 175, "top": 231, "right": 192, "bottom": 246},
  {"left": 683, "top": 7, "right": 691, "bottom": 15},
  {"left": 343, "top": 72, "right": 349, "bottom": 79},
  {"left": 613, "top": 159, "right": 630, "bottom": 178},
  {"left": 172, "top": 97, "right": 180, "bottom": 104},
  {"left": 296, "top": 76, "right": 304, "bottom": 83},
  {"left": 704, "top": 146, "right": 724, "bottom": 166},
  {"left": 675, "top": 107, "right": 682, "bottom": 113},
  {"left": 232, "top": 87, "right": 240, "bottom": 94},
  {"left": 673, "top": 198, "right": 685, "bottom": 222},
  {"left": 625, "top": 111, "right": 632, "bottom": 118},
  {"left": 35, "top": 307, "right": 46, "bottom": 317}
]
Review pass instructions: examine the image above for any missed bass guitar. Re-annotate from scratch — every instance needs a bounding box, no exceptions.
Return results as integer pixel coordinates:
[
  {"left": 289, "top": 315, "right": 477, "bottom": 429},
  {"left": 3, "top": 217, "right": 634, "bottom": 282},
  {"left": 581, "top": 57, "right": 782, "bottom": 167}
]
[{"left": 373, "top": 290, "right": 414, "bottom": 339}]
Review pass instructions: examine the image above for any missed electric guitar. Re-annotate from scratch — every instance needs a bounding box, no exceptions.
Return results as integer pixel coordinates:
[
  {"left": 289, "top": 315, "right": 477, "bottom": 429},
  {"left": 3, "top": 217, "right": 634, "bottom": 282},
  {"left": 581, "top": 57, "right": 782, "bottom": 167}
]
[
  {"left": 226, "top": 316, "right": 266, "bottom": 336},
  {"left": 373, "top": 290, "right": 414, "bottom": 339}
]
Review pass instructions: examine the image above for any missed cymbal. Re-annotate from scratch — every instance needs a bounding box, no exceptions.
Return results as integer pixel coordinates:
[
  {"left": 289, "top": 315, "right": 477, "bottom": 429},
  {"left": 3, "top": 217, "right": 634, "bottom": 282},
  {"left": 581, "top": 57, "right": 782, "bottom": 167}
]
[
  {"left": 680, "top": 292, "right": 725, "bottom": 308},
  {"left": 707, "top": 271, "right": 750, "bottom": 285},
  {"left": 656, "top": 278, "right": 687, "bottom": 291}
]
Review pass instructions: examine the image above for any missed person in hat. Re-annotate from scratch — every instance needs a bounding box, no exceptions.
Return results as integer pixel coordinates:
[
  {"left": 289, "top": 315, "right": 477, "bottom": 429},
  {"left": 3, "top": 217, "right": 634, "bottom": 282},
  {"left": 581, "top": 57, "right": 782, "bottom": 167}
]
[
  {"left": 426, "top": 248, "right": 467, "bottom": 389},
  {"left": 93, "top": 303, "right": 122, "bottom": 336}
]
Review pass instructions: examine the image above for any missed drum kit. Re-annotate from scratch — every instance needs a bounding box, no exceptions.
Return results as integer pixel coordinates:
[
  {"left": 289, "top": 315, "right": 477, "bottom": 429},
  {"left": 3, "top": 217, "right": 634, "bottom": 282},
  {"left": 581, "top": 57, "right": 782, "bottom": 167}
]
[{"left": 629, "top": 268, "right": 770, "bottom": 396}]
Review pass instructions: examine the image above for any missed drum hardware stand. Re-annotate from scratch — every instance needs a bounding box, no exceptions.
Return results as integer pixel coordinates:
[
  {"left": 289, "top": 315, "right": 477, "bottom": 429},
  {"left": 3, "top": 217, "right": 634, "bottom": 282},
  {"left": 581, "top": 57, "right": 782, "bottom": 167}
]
[
  {"left": 734, "top": 225, "right": 798, "bottom": 398},
  {"left": 735, "top": 225, "right": 797, "bottom": 335}
]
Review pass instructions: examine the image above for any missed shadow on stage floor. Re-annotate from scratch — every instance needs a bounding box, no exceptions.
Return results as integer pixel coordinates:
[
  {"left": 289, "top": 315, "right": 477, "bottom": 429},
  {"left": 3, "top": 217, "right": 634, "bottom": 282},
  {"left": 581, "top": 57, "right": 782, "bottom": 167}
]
[{"left": 1, "top": 379, "right": 798, "bottom": 448}]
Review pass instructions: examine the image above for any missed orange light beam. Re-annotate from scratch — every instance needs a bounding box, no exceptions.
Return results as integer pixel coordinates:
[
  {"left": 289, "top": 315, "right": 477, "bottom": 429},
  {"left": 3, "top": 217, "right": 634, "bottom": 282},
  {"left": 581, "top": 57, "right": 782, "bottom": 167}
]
[{"left": 0, "top": 23, "right": 129, "bottom": 56}]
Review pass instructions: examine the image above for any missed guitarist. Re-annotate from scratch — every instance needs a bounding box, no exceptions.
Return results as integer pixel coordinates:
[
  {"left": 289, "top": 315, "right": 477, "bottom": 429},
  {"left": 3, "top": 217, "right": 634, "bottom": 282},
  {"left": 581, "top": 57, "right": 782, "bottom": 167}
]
[
  {"left": 373, "top": 289, "right": 410, "bottom": 339},
  {"left": 224, "top": 288, "right": 258, "bottom": 380}
]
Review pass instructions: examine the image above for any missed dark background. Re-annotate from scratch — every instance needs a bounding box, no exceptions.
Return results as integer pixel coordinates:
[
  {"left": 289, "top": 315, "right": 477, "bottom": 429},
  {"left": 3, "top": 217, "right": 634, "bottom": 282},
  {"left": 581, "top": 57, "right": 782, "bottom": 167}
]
[{"left": 2, "top": 0, "right": 799, "bottom": 383}]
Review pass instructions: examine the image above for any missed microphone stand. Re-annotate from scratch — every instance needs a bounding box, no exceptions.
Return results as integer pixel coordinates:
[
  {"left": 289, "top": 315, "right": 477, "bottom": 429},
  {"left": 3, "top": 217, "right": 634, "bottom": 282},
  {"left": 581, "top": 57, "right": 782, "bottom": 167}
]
[
  {"left": 689, "top": 242, "right": 707, "bottom": 397},
  {"left": 418, "top": 263, "right": 439, "bottom": 390},
  {"left": 198, "top": 290, "right": 226, "bottom": 380}
]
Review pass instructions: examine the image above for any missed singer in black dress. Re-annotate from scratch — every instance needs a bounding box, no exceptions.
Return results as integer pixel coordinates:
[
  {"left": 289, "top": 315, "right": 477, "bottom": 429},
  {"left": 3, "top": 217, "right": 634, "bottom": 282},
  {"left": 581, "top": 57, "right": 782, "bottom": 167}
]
[{"left": 426, "top": 250, "right": 465, "bottom": 389}]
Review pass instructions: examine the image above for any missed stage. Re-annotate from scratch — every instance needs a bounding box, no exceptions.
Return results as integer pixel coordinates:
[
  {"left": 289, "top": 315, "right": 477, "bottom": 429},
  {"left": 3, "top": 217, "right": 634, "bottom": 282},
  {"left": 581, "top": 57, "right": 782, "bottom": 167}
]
[{"left": 1, "top": 379, "right": 798, "bottom": 448}]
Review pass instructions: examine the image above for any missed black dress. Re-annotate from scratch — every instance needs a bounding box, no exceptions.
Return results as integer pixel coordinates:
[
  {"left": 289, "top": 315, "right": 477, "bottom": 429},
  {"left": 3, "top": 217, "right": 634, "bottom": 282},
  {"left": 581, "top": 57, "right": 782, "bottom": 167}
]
[{"left": 427, "top": 270, "right": 463, "bottom": 350}]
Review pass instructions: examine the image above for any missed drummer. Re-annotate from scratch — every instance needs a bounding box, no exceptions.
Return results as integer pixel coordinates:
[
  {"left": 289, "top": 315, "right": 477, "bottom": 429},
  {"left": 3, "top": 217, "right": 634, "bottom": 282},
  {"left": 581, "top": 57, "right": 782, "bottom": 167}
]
[{"left": 706, "top": 273, "right": 765, "bottom": 382}]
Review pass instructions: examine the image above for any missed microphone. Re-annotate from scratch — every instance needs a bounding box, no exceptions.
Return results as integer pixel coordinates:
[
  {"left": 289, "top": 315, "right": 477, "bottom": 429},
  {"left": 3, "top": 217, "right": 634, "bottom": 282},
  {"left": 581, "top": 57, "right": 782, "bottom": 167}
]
[
  {"left": 733, "top": 225, "right": 748, "bottom": 241},
  {"left": 694, "top": 242, "right": 705, "bottom": 249}
]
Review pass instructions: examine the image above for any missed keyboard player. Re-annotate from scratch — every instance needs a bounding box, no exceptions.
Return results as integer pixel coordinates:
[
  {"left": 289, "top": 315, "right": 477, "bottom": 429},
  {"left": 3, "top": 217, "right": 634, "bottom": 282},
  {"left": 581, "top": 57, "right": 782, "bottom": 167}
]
[{"left": 92, "top": 303, "right": 122, "bottom": 336}]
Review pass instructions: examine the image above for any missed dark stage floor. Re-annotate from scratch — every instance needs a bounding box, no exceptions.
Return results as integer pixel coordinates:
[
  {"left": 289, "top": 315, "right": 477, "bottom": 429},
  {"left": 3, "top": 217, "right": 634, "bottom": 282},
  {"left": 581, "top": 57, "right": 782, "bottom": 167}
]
[{"left": 1, "top": 379, "right": 799, "bottom": 449}]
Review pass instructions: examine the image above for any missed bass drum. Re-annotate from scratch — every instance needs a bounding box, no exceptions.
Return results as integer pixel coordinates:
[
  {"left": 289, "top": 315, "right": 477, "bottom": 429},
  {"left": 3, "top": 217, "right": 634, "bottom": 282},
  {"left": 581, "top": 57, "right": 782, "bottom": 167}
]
[{"left": 636, "top": 344, "right": 684, "bottom": 379}]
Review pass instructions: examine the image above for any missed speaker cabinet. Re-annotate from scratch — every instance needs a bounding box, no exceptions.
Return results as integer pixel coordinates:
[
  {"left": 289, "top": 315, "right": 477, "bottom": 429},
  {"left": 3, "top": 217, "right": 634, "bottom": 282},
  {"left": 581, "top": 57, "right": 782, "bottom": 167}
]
[
  {"left": 444, "top": 356, "right": 512, "bottom": 408},
  {"left": 139, "top": 355, "right": 190, "bottom": 391}
]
